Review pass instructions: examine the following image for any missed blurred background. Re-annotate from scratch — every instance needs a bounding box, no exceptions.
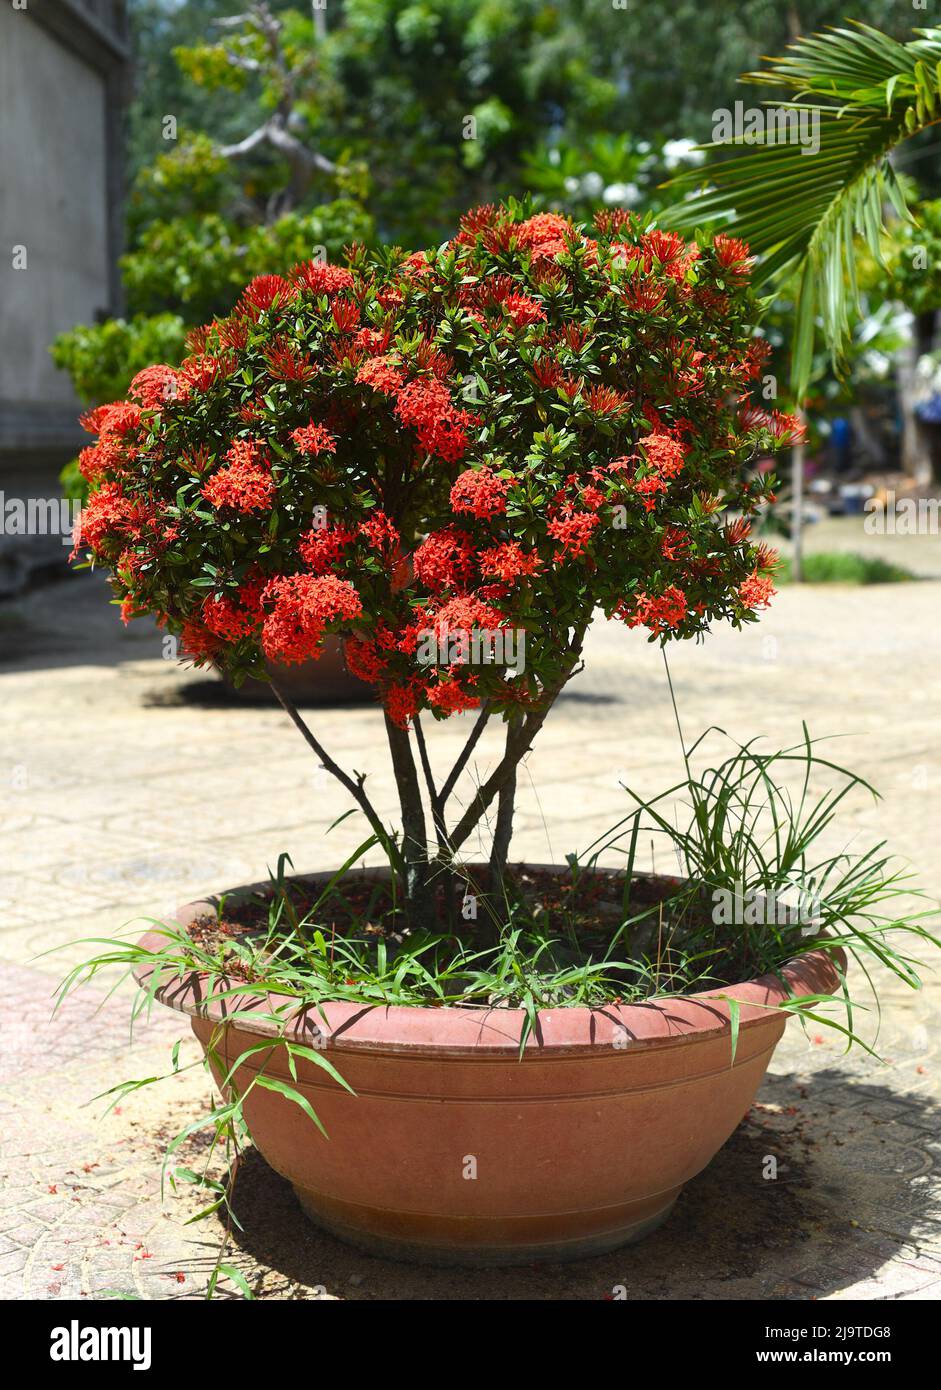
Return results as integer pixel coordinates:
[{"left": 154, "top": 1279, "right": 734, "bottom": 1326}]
[{"left": 4, "top": 0, "right": 941, "bottom": 598}]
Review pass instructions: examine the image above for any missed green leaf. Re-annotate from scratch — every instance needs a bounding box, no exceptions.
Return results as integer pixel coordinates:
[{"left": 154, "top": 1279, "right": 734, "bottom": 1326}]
[
  {"left": 254, "top": 1074, "right": 329, "bottom": 1138},
  {"left": 666, "top": 20, "right": 941, "bottom": 394}
]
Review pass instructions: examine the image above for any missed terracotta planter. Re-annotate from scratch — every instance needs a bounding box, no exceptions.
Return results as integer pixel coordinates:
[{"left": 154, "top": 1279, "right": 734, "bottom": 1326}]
[{"left": 136, "top": 869, "right": 844, "bottom": 1267}]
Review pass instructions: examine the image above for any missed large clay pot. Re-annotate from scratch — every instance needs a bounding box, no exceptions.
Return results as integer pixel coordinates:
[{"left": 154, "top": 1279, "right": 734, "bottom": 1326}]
[{"left": 136, "top": 868, "right": 843, "bottom": 1267}]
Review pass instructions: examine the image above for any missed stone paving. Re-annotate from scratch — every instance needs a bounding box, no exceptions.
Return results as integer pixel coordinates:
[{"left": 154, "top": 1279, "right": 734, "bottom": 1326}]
[{"left": 1, "top": 560, "right": 940, "bottom": 1301}]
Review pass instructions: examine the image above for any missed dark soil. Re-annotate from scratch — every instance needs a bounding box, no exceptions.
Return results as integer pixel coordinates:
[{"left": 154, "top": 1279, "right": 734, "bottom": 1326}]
[{"left": 187, "top": 864, "right": 691, "bottom": 959}]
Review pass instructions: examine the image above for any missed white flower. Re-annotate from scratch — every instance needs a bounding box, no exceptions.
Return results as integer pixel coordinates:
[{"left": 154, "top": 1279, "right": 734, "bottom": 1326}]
[
  {"left": 662, "top": 138, "right": 705, "bottom": 170},
  {"left": 603, "top": 181, "right": 640, "bottom": 207}
]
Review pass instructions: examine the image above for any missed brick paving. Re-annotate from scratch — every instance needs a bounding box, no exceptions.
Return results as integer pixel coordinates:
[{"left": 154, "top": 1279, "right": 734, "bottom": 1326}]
[{"left": 1, "top": 565, "right": 940, "bottom": 1300}]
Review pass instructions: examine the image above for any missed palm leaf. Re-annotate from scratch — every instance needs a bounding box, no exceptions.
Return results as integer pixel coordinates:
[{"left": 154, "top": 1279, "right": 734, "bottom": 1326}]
[{"left": 665, "top": 22, "right": 941, "bottom": 396}]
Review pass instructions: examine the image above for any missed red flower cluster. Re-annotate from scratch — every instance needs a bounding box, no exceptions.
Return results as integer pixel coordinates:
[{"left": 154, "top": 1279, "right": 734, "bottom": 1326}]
[
  {"left": 202, "top": 440, "right": 275, "bottom": 513},
  {"left": 739, "top": 571, "right": 776, "bottom": 610},
  {"left": 128, "top": 365, "right": 183, "bottom": 409},
  {"left": 356, "top": 355, "right": 405, "bottom": 394},
  {"left": 262, "top": 574, "right": 362, "bottom": 665},
  {"left": 623, "top": 586, "right": 689, "bottom": 635},
  {"left": 450, "top": 467, "right": 512, "bottom": 519},
  {"left": 394, "top": 379, "right": 475, "bottom": 463},
  {"left": 413, "top": 527, "right": 475, "bottom": 592},
  {"left": 291, "top": 422, "right": 336, "bottom": 455}
]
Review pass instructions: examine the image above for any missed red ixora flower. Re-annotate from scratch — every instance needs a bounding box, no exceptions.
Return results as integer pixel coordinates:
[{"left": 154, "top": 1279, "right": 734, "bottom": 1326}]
[
  {"left": 72, "top": 482, "right": 140, "bottom": 556},
  {"left": 622, "top": 586, "right": 688, "bottom": 635},
  {"left": 261, "top": 574, "right": 362, "bottom": 665},
  {"left": 632, "top": 475, "right": 667, "bottom": 512},
  {"left": 356, "top": 355, "right": 406, "bottom": 395},
  {"left": 345, "top": 635, "right": 388, "bottom": 683},
  {"left": 383, "top": 682, "right": 420, "bottom": 730},
  {"left": 585, "top": 385, "right": 630, "bottom": 416},
  {"left": 359, "top": 510, "right": 400, "bottom": 557},
  {"left": 395, "top": 379, "right": 475, "bottom": 462},
  {"left": 239, "top": 274, "right": 297, "bottom": 313},
  {"left": 515, "top": 211, "right": 574, "bottom": 261},
  {"left": 298, "top": 523, "right": 355, "bottom": 575},
  {"left": 292, "top": 260, "right": 355, "bottom": 297},
  {"left": 265, "top": 341, "right": 317, "bottom": 382},
  {"left": 291, "top": 422, "right": 336, "bottom": 455},
  {"left": 547, "top": 512, "right": 598, "bottom": 560},
  {"left": 738, "top": 571, "right": 776, "bottom": 610},
  {"left": 180, "top": 620, "right": 221, "bottom": 665},
  {"left": 642, "top": 433, "right": 687, "bottom": 479},
  {"left": 128, "top": 365, "right": 183, "bottom": 409},
  {"left": 478, "top": 541, "right": 541, "bottom": 584},
  {"left": 425, "top": 675, "right": 480, "bottom": 714},
  {"left": 181, "top": 354, "right": 232, "bottom": 393},
  {"left": 331, "top": 299, "right": 361, "bottom": 333},
  {"left": 81, "top": 402, "right": 143, "bottom": 440},
  {"left": 413, "top": 526, "right": 476, "bottom": 592},
  {"left": 738, "top": 404, "right": 806, "bottom": 446},
  {"left": 201, "top": 579, "right": 264, "bottom": 642},
  {"left": 450, "top": 466, "right": 512, "bottom": 519},
  {"left": 430, "top": 594, "right": 506, "bottom": 645},
  {"left": 713, "top": 234, "right": 754, "bottom": 276},
  {"left": 202, "top": 441, "right": 275, "bottom": 513}
]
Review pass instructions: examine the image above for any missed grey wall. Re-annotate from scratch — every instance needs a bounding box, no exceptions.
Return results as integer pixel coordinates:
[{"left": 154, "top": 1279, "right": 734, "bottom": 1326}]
[
  {"left": 0, "top": 1, "right": 128, "bottom": 591},
  {"left": 0, "top": 6, "right": 111, "bottom": 417}
]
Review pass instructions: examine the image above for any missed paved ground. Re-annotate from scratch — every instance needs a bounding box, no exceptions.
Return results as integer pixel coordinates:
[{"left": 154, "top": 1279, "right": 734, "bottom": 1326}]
[{"left": 1, "top": 552, "right": 940, "bottom": 1301}]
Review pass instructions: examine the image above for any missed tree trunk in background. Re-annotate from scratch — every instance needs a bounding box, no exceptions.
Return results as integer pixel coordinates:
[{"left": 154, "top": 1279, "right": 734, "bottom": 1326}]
[{"left": 899, "top": 309, "right": 937, "bottom": 482}]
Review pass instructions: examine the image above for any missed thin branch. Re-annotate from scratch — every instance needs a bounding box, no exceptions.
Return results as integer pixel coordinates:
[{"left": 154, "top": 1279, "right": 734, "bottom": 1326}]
[
  {"left": 438, "top": 701, "right": 492, "bottom": 807},
  {"left": 220, "top": 120, "right": 335, "bottom": 174},
  {"left": 269, "top": 677, "right": 398, "bottom": 868},
  {"left": 489, "top": 716, "right": 519, "bottom": 885},
  {"left": 382, "top": 714, "right": 428, "bottom": 870},
  {"left": 265, "top": 122, "right": 336, "bottom": 174},
  {"left": 219, "top": 126, "right": 269, "bottom": 160},
  {"left": 447, "top": 632, "right": 587, "bottom": 853},
  {"left": 413, "top": 715, "right": 448, "bottom": 857}
]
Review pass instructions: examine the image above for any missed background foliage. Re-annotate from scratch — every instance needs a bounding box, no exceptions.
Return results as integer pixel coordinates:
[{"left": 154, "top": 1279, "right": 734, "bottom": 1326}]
[{"left": 53, "top": 0, "right": 941, "bottom": 461}]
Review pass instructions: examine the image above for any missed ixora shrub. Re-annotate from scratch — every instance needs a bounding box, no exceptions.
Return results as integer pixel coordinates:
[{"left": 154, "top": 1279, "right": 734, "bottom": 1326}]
[
  {"left": 72, "top": 201, "right": 800, "bottom": 924},
  {"left": 62, "top": 204, "right": 940, "bottom": 1277}
]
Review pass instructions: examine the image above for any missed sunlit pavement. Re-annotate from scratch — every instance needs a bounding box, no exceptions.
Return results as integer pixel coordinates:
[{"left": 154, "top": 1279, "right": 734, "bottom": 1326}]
[{"left": 1, "top": 568, "right": 939, "bottom": 1300}]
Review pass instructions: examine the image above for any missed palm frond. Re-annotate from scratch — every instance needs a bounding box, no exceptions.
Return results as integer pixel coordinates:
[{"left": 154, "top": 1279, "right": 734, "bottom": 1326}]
[{"left": 665, "top": 22, "right": 941, "bottom": 396}]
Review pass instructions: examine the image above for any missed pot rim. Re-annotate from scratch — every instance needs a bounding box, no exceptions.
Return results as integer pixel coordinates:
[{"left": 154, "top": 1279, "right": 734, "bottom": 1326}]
[{"left": 133, "top": 865, "right": 846, "bottom": 1056}]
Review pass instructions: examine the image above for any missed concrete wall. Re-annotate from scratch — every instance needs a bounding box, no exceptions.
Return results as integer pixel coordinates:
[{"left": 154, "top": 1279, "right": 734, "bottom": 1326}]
[
  {"left": 0, "top": 6, "right": 111, "bottom": 415},
  {"left": 0, "top": 1, "right": 127, "bottom": 593}
]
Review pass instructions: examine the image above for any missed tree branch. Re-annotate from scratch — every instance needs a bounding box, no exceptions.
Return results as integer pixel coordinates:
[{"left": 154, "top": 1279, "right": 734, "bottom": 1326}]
[
  {"left": 488, "top": 717, "right": 519, "bottom": 886},
  {"left": 413, "top": 715, "right": 448, "bottom": 858},
  {"left": 269, "top": 677, "right": 400, "bottom": 871},
  {"left": 219, "top": 126, "right": 269, "bottom": 160},
  {"left": 446, "top": 634, "right": 587, "bottom": 853},
  {"left": 438, "top": 701, "right": 492, "bottom": 807}
]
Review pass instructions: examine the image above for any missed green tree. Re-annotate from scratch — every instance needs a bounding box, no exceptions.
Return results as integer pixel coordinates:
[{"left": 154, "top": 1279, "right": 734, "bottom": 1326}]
[{"left": 53, "top": 4, "right": 372, "bottom": 424}]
